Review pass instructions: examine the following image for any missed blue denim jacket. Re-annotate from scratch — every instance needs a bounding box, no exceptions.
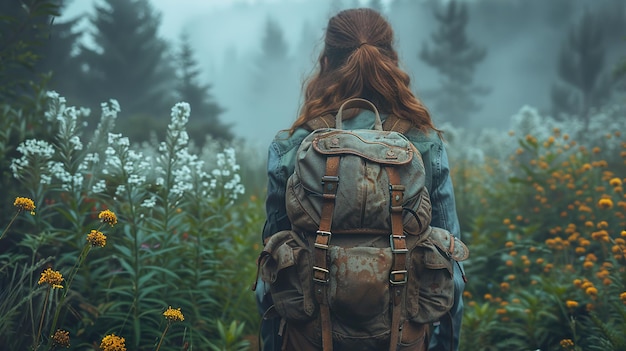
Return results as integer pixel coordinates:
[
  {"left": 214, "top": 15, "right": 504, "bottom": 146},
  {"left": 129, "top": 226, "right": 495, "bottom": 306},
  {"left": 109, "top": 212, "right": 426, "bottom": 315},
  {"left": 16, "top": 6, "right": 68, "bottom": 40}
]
[{"left": 258, "top": 111, "right": 464, "bottom": 351}]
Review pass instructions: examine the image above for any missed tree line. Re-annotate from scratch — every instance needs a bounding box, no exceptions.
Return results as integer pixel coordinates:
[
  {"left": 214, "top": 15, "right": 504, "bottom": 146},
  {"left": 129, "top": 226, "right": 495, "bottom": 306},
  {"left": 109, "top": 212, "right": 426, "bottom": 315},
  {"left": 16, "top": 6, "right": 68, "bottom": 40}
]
[{"left": 1, "top": 0, "right": 624, "bottom": 145}]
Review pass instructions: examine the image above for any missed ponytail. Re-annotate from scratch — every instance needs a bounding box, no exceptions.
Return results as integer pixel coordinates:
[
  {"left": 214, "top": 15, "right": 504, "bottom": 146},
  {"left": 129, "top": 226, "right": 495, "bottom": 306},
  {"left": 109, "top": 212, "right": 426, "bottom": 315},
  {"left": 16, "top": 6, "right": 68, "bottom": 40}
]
[{"left": 291, "top": 8, "right": 438, "bottom": 136}]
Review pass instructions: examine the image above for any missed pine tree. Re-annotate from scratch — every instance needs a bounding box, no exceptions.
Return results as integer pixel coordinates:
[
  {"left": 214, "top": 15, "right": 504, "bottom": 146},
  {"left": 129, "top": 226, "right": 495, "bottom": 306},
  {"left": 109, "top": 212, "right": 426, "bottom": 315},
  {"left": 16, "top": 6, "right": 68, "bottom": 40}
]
[
  {"left": 79, "top": 0, "right": 176, "bottom": 122},
  {"left": 175, "top": 32, "right": 231, "bottom": 143},
  {"left": 36, "top": 2, "right": 84, "bottom": 104},
  {"left": 419, "top": 0, "right": 489, "bottom": 128},
  {"left": 550, "top": 9, "right": 613, "bottom": 130},
  {"left": 0, "top": 0, "right": 61, "bottom": 100},
  {"left": 250, "top": 16, "right": 290, "bottom": 95}
]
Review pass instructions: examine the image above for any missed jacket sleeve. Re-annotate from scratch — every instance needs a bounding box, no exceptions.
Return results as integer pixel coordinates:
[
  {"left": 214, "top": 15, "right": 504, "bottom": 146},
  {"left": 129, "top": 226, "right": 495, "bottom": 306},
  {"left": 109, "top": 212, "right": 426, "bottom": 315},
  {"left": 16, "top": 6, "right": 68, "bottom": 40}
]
[
  {"left": 429, "top": 143, "right": 461, "bottom": 239},
  {"left": 261, "top": 141, "right": 292, "bottom": 242}
]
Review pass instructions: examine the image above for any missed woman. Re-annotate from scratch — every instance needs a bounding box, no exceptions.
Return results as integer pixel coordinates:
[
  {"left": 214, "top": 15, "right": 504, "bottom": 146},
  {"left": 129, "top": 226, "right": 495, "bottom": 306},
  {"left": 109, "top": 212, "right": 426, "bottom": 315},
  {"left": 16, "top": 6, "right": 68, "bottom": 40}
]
[{"left": 256, "top": 8, "right": 464, "bottom": 351}]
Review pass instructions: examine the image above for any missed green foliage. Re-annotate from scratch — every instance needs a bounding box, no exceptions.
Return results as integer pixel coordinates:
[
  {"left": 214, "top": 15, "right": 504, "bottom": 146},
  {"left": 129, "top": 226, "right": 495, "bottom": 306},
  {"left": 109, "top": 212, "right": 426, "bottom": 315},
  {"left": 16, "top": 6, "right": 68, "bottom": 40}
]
[
  {"left": 0, "top": 94, "right": 262, "bottom": 350},
  {"left": 453, "top": 108, "right": 626, "bottom": 351}
]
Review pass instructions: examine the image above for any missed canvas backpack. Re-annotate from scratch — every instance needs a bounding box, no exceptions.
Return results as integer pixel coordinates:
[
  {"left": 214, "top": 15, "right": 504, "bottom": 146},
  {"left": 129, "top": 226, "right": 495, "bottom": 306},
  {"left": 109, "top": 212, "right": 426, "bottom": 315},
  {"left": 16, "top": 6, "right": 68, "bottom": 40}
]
[{"left": 255, "top": 98, "right": 469, "bottom": 351}]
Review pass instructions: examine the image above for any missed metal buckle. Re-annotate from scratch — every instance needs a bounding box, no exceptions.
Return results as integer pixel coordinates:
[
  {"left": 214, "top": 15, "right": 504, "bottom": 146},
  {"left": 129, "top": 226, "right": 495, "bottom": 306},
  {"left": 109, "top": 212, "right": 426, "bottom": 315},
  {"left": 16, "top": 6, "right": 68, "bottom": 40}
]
[
  {"left": 313, "top": 266, "right": 330, "bottom": 283},
  {"left": 315, "top": 230, "right": 332, "bottom": 249},
  {"left": 390, "top": 270, "right": 408, "bottom": 285},
  {"left": 321, "top": 176, "right": 339, "bottom": 183},
  {"left": 389, "top": 234, "right": 408, "bottom": 253}
]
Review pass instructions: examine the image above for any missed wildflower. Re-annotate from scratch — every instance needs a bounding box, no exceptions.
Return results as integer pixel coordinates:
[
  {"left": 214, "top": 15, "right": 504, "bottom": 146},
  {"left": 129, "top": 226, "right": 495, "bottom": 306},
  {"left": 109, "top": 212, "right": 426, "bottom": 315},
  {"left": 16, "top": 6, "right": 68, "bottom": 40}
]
[
  {"left": 38, "top": 268, "right": 64, "bottom": 289},
  {"left": 500, "top": 282, "right": 510, "bottom": 291},
  {"left": 99, "top": 209, "right": 118, "bottom": 226},
  {"left": 87, "top": 230, "right": 107, "bottom": 247},
  {"left": 163, "top": 306, "right": 184, "bottom": 322},
  {"left": 100, "top": 334, "right": 126, "bottom": 351},
  {"left": 610, "top": 178, "right": 623, "bottom": 187},
  {"left": 505, "top": 241, "right": 515, "bottom": 248},
  {"left": 565, "top": 300, "right": 579, "bottom": 309},
  {"left": 496, "top": 308, "right": 507, "bottom": 315},
  {"left": 585, "top": 286, "right": 598, "bottom": 296},
  {"left": 14, "top": 197, "right": 36, "bottom": 214},
  {"left": 560, "top": 339, "right": 575, "bottom": 350},
  {"left": 155, "top": 307, "right": 185, "bottom": 351},
  {"left": 51, "top": 329, "right": 70, "bottom": 348},
  {"left": 597, "top": 198, "right": 613, "bottom": 210},
  {"left": 620, "top": 292, "right": 626, "bottom": 305}
]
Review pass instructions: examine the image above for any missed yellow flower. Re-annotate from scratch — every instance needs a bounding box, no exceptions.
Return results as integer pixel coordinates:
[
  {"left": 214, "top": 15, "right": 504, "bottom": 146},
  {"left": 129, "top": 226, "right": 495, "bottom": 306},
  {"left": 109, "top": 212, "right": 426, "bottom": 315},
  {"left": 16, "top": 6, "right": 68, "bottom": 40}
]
[
  {"left": 585, "top": 287, "right": 598, "bottom": 296},
  {"left": 38, "top": 268, "right": 64, "bottom": 289},
  {"left": 99, "top": 209, "right": 118, "bottom": 226},
  {"left": 620, "top": 292, "right": 626, "bottom": 305},
  {"left": 100, "top": 334, "right": 126, "bottom": 351},
  {"left": 163, "top": 306, "right": 184, "bottom": 322},
  {"left": 51, "top": 329, "right": 70, "bottom": 348},
  {"left": 565, "top": 300, "right": 579, "bottom": 309},
  {"left": 598, "top": 198, "right": 613, "bottom": 210},
  {"left": 610, "top": 178, "right": 623, "bottom": 187},
  {"left": 14, "top": 197, "right": 36, "bottom": 215},
  {"left": 560, "top": 339, "right": 575, "bottom": 350},
  {"left": 87, "top": 230, "right": 107, "bottom": 247}
]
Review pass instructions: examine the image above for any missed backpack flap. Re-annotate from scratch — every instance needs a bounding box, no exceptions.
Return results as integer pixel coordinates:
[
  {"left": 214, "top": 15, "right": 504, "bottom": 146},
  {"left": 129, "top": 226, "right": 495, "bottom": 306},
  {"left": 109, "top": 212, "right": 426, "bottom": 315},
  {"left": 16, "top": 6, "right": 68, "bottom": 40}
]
[
  {"left": 313, "top": 130, "right": 414, "bottom": 166},
  {"left": 428, "top": 227, "right": 470, "bottom": 262}
]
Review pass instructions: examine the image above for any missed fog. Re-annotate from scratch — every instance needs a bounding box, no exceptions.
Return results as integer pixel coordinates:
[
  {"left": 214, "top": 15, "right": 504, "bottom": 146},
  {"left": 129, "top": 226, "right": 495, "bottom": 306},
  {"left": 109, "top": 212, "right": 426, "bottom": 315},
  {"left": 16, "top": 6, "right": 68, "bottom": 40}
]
[{"left": 62, "top": 0, "right": 625, "bottom": 151}]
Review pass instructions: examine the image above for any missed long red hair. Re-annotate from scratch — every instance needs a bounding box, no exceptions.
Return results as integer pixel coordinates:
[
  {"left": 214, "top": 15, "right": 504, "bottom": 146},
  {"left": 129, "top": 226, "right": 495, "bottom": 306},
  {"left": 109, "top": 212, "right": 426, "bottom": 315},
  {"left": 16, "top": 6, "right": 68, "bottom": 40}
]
[{"left": 291, "top": 8, "right": 438, "bottom": 135}]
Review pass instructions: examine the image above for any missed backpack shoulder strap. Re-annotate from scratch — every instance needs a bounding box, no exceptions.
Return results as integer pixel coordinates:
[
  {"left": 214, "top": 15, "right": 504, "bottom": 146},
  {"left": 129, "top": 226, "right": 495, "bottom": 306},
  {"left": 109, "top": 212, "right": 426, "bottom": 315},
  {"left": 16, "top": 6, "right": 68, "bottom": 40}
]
[
  {"left": 382, "top": 114, "right": 415, "bottom": 134},
  {"left": 303, "top": 114, "right": 335, "bottom": 131},
  {"left": 304, "top": 113, "right": 415, "bottom": 133},
  {"left": 383, "top": 115, "right": 413, "bottom": 134}
]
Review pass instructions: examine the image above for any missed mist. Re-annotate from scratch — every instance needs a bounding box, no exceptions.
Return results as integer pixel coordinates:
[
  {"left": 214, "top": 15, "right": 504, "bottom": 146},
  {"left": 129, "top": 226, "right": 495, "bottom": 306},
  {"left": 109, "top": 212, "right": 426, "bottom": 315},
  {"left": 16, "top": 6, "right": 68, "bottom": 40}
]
[{"left": 61, "top": 0, "right": 625, "bottom": 151}]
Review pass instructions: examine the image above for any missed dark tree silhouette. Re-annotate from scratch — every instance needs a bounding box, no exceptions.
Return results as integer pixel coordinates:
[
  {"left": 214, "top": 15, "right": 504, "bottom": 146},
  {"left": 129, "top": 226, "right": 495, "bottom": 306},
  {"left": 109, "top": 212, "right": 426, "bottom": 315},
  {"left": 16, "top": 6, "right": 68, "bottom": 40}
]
[
  {"left": 79, "top": 0, "right": 176, "bottom": 122},
  {"left": 0, "top": 0, "right": 61, "bottom": 100},
  {"left": 175, "top": 32, "right": 231, "bottom": 143},
  {"left": 419, "top": 0, "right": 489, "bottom": 128},
  {"left": 250, "top": 16, "right": 290, "bottom": 94},
  {"left": 550, "top": 9, "right": 612, "bottom": 130},
  {"left": 36, "top": 4, "right": 84, "bottom": 105}
]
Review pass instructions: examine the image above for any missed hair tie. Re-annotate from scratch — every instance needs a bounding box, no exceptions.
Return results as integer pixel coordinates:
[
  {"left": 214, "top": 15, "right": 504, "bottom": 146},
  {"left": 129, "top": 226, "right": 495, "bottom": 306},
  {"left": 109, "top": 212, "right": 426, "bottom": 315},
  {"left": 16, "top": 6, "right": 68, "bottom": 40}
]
[{"left": 358, "top": 42, "right": 369, "bottom": 48}]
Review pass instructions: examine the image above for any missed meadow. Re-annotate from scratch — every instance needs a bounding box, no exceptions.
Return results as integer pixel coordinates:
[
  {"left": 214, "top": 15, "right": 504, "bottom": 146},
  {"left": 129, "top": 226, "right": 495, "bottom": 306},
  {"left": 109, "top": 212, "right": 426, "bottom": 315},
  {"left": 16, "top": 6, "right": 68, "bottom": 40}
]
[{"left": 1, "top": 94, "right": 624, "bottom": 350}]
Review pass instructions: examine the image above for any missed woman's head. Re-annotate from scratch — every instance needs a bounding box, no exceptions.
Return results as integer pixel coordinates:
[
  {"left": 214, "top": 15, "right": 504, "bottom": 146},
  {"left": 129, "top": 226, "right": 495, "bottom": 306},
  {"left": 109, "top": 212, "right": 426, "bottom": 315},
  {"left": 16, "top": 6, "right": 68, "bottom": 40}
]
[{"left": 292, "top": 8, "right": 436, "bottom": 133}]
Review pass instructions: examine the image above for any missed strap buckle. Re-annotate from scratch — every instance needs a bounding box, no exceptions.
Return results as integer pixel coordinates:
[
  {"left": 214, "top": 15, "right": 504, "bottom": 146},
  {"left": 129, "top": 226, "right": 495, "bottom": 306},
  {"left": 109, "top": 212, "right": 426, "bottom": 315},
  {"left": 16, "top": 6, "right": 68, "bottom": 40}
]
[
  {"left": 389, "top": 234, "right": 408, "bottom": 253},
  {"left": 313, "top": 266, "right": 330, "bottom": 283},
  {"left": 390, "top": 270, "right": 408, "bottom": 285}
]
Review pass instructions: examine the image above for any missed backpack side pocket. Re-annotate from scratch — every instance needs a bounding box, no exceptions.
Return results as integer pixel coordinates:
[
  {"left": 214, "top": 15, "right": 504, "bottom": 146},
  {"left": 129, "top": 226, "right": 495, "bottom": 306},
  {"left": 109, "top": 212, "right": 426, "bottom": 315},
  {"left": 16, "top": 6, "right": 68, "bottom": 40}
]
[
  {"left": 259, "top": 230, "right": 317, "bottom": 322},
  {"left": 406, "top": 235, "right": 455, "bottom": 324}
]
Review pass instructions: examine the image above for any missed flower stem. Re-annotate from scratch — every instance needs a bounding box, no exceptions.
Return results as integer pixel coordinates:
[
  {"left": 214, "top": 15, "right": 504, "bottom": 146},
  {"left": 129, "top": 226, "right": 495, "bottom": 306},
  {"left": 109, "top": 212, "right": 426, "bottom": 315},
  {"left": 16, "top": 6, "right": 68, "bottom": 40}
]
[
  {"left": 0, "top": 212, "right": 19, "bottom": 240},
  {"left": 34, "top": 286, "right": 51, "bottom": 350},
  {"left": 46, "top": 244, "right": 91, "bottom": 346},
  {"left": 154, "top": 322, "right": 170, "bottom": 351}
]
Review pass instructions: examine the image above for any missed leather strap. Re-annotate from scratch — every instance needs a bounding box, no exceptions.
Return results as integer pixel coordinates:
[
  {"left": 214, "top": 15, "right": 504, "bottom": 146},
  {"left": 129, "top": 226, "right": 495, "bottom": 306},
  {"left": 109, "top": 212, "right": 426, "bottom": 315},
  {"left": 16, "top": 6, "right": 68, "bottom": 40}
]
[
  {"left": 387, "top": 167, "right": 407, "bottom": 351},
  {"left": 383, "top": 114, "right": 414, "bottom": 134},
  {"left": 314, "top": 156, "right": 340, "bottom": 351}
]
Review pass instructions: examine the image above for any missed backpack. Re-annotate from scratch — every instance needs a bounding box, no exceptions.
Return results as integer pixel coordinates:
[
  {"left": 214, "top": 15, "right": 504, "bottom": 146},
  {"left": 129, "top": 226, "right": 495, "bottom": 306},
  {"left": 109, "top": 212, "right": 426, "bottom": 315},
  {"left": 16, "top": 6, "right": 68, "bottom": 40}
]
[{"left": 255, "top": 98, "right": 469, "bottom": 351}]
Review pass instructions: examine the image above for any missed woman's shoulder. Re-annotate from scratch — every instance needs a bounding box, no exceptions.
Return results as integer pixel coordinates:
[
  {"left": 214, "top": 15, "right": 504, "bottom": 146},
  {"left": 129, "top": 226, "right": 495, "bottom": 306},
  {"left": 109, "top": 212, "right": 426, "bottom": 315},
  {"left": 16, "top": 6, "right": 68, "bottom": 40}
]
[
  {"left": 269, "top": 128, "right": 310, "bottom": 154},
  {"left": 403, "top": 127, "right": 444, "bottom": 148}
]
